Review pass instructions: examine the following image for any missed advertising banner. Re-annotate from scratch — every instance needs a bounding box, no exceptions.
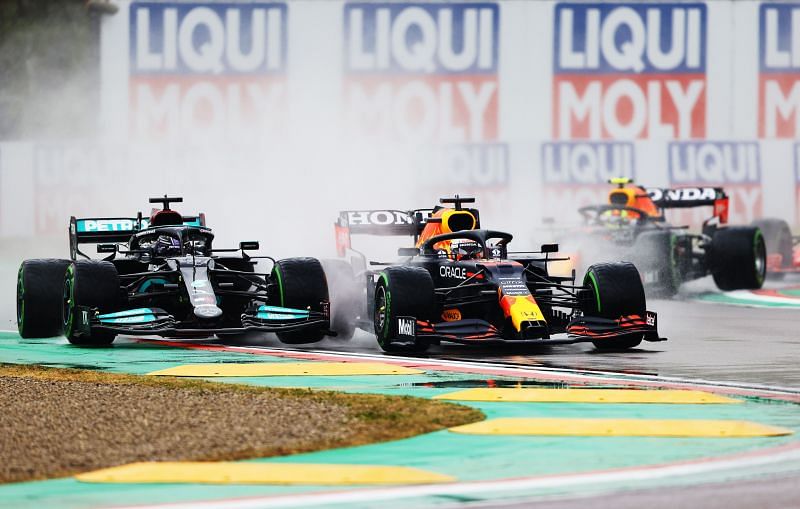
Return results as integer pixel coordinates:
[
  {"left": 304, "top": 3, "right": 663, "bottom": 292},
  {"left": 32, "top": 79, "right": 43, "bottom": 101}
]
[
  {"left": 129, "top": 2, "right": 287, "bottom": 142},
  {"left": 553, "top": 3, "right": 707, "bottom": 140},
  {"left": 759, "top": 3, "right": 800, "bottom": 138}
]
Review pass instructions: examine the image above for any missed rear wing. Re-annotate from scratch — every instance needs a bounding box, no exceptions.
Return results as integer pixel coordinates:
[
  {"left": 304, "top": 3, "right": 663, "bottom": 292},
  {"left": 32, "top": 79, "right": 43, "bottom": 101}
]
[
  {"left": 645, "top": 187, "right": 729, "bottom": 223},
  {"left": 69, "top": 214, "right": 205, "bottom": 259}
]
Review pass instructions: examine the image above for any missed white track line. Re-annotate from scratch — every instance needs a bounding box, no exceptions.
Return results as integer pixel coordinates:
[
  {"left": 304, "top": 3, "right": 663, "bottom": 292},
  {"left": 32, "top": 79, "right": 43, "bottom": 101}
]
[{"left": 118, "top": 443, "right": 800, "bottom": 509}]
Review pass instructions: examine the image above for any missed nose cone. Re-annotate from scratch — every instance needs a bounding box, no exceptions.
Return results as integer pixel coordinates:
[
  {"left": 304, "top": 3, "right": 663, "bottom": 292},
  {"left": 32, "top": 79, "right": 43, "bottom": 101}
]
[{"left": 194, "top": 304, "right": 222, "bottom": 319}]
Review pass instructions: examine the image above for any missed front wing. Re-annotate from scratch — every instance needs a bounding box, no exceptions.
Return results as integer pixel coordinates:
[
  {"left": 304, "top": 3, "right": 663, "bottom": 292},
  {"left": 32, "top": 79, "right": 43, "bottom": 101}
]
[
  {"left": 70, "top": 304, "right": 331, "bottom": 338},
  {"left": 393, "top": 312, "right": 664, "bottom": 346}
]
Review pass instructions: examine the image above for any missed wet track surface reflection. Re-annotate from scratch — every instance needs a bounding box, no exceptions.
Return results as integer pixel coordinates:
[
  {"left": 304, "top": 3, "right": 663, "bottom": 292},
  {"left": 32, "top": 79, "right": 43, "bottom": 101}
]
[{"left": 228, "top": 283, "right": 800, "bottom": 389}]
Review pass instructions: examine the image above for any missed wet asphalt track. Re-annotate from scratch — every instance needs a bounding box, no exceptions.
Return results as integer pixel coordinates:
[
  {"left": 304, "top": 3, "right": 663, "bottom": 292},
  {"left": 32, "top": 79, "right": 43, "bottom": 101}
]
[{"left": 240, "top": 280, "right": 800, "bottom": 390}]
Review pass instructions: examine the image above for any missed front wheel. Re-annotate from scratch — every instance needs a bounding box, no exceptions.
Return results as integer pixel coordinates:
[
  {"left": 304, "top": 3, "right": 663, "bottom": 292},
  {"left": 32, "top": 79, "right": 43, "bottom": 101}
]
[
  {"left": 708, "top": 227, "right": 766, "bottom": 291},
  {"left": 373, "top": 266, "right": 435, "bottom": 353},
  {"left": 63, "top": 260, "right": 122, "bottom": 346},
  {"left": 583, "top": 262, "right": 646, "bottom": 350},
  {"left": 271, "top": 257, "right": 329, "bottom": 344}
]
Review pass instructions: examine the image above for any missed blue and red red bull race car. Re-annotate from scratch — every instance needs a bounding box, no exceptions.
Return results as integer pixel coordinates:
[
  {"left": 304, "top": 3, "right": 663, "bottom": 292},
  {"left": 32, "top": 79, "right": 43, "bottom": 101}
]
[
  {"left": 17, "top": 196, "right": 330, "bottom": 346},
  {"left": 332, "top": 196, "right": 664, "bottom": 352}
]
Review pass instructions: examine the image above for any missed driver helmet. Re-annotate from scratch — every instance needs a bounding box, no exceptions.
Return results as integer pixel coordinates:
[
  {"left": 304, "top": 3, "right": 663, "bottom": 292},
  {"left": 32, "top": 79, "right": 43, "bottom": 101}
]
[
  {"left": 155, "top": 234, "right": 181, "bottom": 257},
  {"left": 452, "top": 240, "right": 483, "bottom": 261}
]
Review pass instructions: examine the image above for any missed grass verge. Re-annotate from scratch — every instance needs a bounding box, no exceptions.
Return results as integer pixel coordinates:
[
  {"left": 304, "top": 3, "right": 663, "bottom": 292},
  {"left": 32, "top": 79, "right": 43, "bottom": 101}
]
[{"left": 0, "top": 363, "right": 483, "bottom": 484}]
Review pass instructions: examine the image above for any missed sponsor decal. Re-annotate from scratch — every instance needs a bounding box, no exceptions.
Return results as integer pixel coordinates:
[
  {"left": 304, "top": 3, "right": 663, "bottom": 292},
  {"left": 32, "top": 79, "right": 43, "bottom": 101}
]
[
  {"left": 440, "top": 265, "right": 468, "bottom": 280},
  {"left": 129, "top": 2, "right": 287, "bottom": 141},
  {"left": 498, "top": 277, "right": 529, "bottom": 297},
  {"left": 344, "top": 2, "right": 499, "bottom": 143},
  {"left": 646, "top": 310, "right": 656, "bottom": 327},
  {"left": 397, "top": 316, "right": 416, "bottom": 338},
  {"left": 81, "top": 310, "right": 90, "bottom": 326},
  {"left": 346, "top": 210, "right": 415, "bottom": 226},
  {"left": 759, "top": 4, "right": 800, "bottom": 138},
  {"left": 667, "top": 141, "right": 761, "bottom": 224},
  {"left": 647, "top": 187, "right": 719, "bottom": 204},
  {"left": 553, "top": 3, "right": 706, "bottom": 139},
  {"left": 442, "top": 308, "right": 462, "bottom": 321},
  {"left": 540, "top": 141, "right": 635, "bottom": 210},
  {"left": 78, "top": 219, "right": 137, "bottom": 233}
]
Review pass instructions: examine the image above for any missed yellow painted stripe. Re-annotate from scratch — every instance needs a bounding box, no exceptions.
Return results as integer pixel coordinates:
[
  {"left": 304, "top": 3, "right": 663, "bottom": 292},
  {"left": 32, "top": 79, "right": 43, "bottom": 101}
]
[
  {"left": 433, "top": 388, "right": 739, "bottom": 404},
  {"left": 147, "top": 362, "right": 422, "bottom": 377},
  {"left": 75, "top": 462, "right": 453, "bottom": 485},
  {"left": 449, "top": 418, "right": 793, "bottom": 437}
]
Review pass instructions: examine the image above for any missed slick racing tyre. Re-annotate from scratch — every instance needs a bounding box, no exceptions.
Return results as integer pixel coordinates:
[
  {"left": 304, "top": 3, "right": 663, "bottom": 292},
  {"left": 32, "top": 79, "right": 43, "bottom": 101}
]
[
  {"left": 373, "top": 266, "right": 435, "bottom": 353},
  {"left": 583, "top": 262, "right": 647, "bottom": 350},
  {"left": 63, "top": 260, "right": 122, "bottom": 346},
  {"left": 321, "top": 259, "right": 361, "bottom": 341},
  {"left": 709, "top": 227, "right": 767, "bottom": 291},
  {"left": 632, "top": 231, "right": 681, "bottom": 297},
  {"left": 752, "top": 218, "right": 793, "bottom": 278},
  {"left": 272, "top": 257, "right": 329, "bottom": 344},
  {"left": 17, "top": 259, "right": 70, "bottom": 338}
]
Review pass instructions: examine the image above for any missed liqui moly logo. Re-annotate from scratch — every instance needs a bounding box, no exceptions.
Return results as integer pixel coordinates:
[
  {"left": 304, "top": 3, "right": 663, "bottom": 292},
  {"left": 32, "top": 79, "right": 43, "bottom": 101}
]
[
  {"left": 343, "top": 3, "right": 499, "bottom": 143},
  {"left": 553, "top": 3, "right": 706, "bottom": 139},
  {"left": 668, "top": 142, "right": 762, "bottom": 224},
  {"left": 129, "top": 2, "right": 287, "bottom": 141},
  {"left": 759, "top": 4, "right": 800, "bottom": 138},
  {"left": 540, "top": 141, "right": 635, "bottom": 209}
]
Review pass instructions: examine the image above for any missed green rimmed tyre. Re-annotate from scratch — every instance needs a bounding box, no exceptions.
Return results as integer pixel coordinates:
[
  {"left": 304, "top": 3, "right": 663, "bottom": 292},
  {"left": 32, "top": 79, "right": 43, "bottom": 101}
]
[
  {"left": 63, "top": 260, "right": 122, "bottom": 346},
  {"left": 17, "top": 259, "right": 70, "bottom": 338},
  {"left": 373, "top": 266, "right": 435, "bottom": 353},
  {"left": 709, "top": 227, "right": 767, "bottom": 291},
  {"left": 271, "top": 257, "right": 329, "bottom": 344},
  {"left": 583, "top": 262, "right": 647, "bottom": 351},
  {"left": 752, "top": 218, "right": 793, "bottom": 279}
]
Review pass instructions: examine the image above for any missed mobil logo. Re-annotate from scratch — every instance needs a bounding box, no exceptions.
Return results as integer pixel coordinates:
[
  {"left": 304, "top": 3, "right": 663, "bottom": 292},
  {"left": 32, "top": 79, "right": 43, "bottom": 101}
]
[
  {"left": 668, "top": 142, "right": 762, "bottom": 224},
  {"left": 759, "top": 4, "right": 800, "bottom": 138},
  {"left": 425, "top": 143, "right": 509, "bottom": 188},
  {"left": 553, "top": 3, "right": 706, "bottom": 139},
  {"left": 540, "top": 141, "right": 635, "bottom": 209},
  {"left": 343, "top": 2, "right": 499, "bottom": 143},
  {"left": 129, "top": 2, "right": 287, "bottom": 140}
]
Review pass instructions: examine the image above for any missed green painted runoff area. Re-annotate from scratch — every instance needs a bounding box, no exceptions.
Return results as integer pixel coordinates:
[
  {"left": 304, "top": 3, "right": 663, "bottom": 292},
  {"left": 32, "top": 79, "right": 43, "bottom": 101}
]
[{"left": 1, "top": 333, "right": 799, "bottom": 509}]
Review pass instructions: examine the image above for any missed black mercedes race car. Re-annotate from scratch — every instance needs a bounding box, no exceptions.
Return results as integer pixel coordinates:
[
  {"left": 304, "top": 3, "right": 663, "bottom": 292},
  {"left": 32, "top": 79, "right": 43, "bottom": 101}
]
[
  {"left": 554, "top": 179, "right": 766, "bottom": 297},
  {"left": 17, "top": 196, "right": 330, "bottom": 346},
  {"left": 330, "top": 196, "right": 663, "bottom": 352}
]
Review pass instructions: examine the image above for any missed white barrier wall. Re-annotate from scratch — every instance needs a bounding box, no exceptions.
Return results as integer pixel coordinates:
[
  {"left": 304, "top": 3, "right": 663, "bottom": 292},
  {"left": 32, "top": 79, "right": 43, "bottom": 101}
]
[{"left": 1, "top": 0, "right": 798, "bottom": 250}]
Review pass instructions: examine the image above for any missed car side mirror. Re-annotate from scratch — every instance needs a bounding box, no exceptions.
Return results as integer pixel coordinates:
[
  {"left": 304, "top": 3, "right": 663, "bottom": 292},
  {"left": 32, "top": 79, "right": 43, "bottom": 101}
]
[
  {"left": 97, "top": 244, "right": 117, "bottom": 253},
  {"left": 239, "top": 241, "right": 259, "bottom": 251},
  {"left": 397, "top": 247, "right": 418, "bottom": 257},
  {"left": 540, "top": 243, "right": 559, "bottom": 254}
]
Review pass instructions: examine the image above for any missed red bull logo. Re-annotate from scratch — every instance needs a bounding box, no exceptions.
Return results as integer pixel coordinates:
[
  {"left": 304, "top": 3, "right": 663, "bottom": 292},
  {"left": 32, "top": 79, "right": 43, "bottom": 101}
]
[
  {"left": 668, "top": 141, "right": 762, "bottom": 224},
  {"left": 759, "top": 4, "right": 800, "bottom": 138},
  {"left": 129, "top": 2, "right": 287, "bottom": 141},
  {"left": 553, "top": 3, "right": 706, "bottom": 139}
]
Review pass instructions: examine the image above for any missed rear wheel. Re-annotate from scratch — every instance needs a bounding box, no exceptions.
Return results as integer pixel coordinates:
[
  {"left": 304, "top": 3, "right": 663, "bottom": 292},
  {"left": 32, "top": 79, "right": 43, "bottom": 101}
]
[
  {"left": 17, "top": 259, "right": 70, "bottom": 338},
  {"left": 583, "top": 262, "right": 646, "bottom": 350},
  {"left": 752, "top": 218, "right": 793, "bottom": 278},
  {"left": 271, "top": 257, "right": 329, "bottom": 344},
  {"left": 63, "top": 260, "right": 122, "bottom": 346},
  {"left": 373, "top": 266, "right": 435, "bottom": 353},
  {"left": 709, "top": 227, "right": 766, "bottom": 291}
]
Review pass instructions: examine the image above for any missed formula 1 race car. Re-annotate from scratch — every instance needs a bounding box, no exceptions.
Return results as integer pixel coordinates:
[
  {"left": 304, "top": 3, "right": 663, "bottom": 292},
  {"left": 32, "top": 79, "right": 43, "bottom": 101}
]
[
  {"left": 752, "top": 218, "right": 800, "bottom": 277},
  {"left": 17, "top": 196, "right": 330, "bottom": 346},
  {"left": 331, "top": 196, "right": 663, "bottom": 352},
  {"left": 554, "top": 178, "right": 767, "bottom": 297}
]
